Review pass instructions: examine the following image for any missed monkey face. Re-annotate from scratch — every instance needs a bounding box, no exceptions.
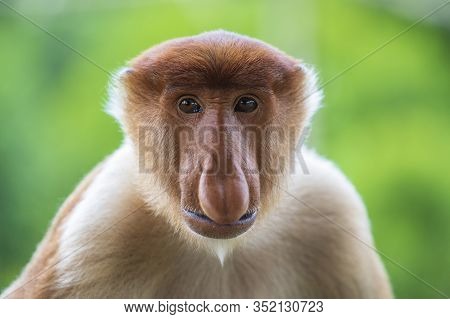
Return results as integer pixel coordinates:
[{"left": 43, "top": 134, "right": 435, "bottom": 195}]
[{"left": 114, "top": 31, "right": 311, "bottom": 240}]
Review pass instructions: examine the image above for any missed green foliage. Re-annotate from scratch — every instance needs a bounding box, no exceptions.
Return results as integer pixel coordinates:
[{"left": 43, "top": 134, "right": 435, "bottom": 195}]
[{"left": 0, "top": 0, "right": 449, "bottom": 298}]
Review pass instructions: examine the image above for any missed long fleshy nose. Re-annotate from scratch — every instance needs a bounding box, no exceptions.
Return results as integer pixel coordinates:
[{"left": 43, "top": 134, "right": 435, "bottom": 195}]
[{"left": 198, "top": 163, "right": 250, "bottom": 225}]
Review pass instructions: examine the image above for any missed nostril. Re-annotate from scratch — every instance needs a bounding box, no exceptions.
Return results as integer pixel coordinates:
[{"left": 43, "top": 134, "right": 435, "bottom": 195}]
[
  {"left": 182, "top": 207, "right": 257, "bottom": 239},
  {"left": 185, "top": 209, "right": 212, "bottom": 221},
  {"left": 239, "top": 209, "right": 257, "bottom": 221},
  {"left": 183, "top": 208, "right": 257, "bottom": 225}
]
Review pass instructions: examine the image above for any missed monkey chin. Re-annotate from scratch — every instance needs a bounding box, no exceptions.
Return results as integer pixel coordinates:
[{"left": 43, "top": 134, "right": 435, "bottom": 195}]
[
  {"left": 180, "top": 209, "right": 256, "bottom": 265},
  {"left": 204, "top": 237, "right": 242, "bottom": 266},
  {"left": 189, "top": 233, "right": 245, "bottom": 267},
  {"left": 176, "top": 210, "right": 256, "bottom": 265}
]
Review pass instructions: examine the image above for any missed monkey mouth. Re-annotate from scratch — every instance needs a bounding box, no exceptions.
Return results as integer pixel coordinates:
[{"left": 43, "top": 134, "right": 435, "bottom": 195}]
[{"left": 182, "top": 208, "right": 257, "bottom": 239}]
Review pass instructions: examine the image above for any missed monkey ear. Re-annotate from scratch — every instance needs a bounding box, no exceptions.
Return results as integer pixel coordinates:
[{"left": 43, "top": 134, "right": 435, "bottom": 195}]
[
  {"left": 298, "top": 63, "right": 323, "bottom": 123},
  {"left": 105, "top": 67, "right": 133, "bottom": 127}
]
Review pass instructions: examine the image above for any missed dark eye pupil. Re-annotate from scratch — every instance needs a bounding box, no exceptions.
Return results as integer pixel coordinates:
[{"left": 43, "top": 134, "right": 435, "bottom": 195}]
[
  {"left": 179, "top": 98, "right": 202, "bottom": 114},
  {"left": 235, "top": 97, "right": 258, "bottom": 113}
]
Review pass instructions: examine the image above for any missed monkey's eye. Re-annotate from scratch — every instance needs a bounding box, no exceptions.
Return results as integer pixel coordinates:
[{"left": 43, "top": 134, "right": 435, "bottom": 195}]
[
  {"left": 178, "top": 98, "right": 203, "bottom": 114},
  {"left": 234, "top": 97, "right": 258, "bottom": 113}
]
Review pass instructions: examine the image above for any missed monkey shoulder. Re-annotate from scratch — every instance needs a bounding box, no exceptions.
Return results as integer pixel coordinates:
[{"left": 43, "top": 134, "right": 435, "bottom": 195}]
[
  {"left": 260, "top": 149, "right": 392, "bottom": 297},
  {"left": 282, "top": 148, "right": 371, "bottom": 237},
  {"left": 256, "top": 148, "right": 376, "bottom": 261}
]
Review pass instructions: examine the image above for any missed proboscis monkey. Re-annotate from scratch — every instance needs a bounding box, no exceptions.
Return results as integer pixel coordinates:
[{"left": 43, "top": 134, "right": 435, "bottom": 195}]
[{"left": 2, "top": 30, "right": 392, "bottom": 298}]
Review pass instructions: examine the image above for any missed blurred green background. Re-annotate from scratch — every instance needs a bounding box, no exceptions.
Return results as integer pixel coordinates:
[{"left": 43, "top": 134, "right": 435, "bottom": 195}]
[{"left": 0, "top": 0, "right": 449, "bottom": 298}]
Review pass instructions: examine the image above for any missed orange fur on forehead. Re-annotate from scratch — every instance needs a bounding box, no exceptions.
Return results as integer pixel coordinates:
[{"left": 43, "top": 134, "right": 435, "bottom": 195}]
[{"left": 128, "top": 31, "right": 301, "bottom": 91}]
